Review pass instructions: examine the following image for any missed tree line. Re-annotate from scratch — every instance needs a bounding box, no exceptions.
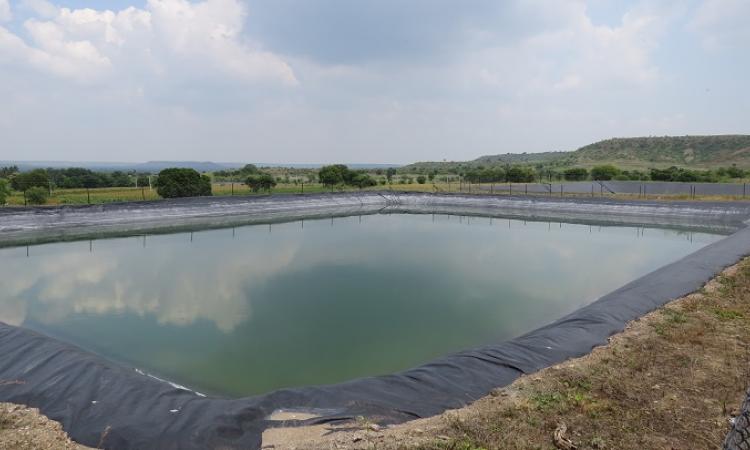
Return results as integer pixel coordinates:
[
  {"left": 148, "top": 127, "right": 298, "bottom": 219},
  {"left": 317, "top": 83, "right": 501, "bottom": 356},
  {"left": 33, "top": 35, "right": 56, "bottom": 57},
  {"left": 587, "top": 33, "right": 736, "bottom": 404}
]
[{"left": 456, "top": 164, "right": 749, "bottom": 183}]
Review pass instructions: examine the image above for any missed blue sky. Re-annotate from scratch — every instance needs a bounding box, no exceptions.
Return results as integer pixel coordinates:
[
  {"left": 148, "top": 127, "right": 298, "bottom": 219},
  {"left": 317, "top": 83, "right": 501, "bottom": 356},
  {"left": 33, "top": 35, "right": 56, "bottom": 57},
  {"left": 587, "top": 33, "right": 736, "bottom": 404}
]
[{"left": 0, "top": 0, "right": 748, "bottom": 164}]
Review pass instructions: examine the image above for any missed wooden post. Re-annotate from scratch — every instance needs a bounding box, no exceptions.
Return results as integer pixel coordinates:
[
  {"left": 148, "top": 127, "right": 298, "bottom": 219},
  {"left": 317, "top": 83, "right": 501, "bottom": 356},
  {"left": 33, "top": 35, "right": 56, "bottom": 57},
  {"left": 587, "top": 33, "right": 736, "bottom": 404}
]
[
  {"left": 231, "top": 183, "right": 234, "bottom": 195},
  {"left": 87, "top": 188, "right": 90, "bottom": 204},
  {"left": 509, "top": 183, "right": 512, "bottom": 196},
  {"left": 23, "top": 190, "right": 27, "bottom": 206},
  {"left": 560, "top": 184, "right": 563, "bottom": 197}
]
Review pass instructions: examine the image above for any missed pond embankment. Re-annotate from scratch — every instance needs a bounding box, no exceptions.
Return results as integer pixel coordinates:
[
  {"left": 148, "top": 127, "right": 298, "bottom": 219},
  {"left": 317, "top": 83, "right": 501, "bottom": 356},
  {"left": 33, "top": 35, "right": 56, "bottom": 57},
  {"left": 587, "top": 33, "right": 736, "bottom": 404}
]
[{"left": 1, "top": 192, "right": 750, "bottom": 449}]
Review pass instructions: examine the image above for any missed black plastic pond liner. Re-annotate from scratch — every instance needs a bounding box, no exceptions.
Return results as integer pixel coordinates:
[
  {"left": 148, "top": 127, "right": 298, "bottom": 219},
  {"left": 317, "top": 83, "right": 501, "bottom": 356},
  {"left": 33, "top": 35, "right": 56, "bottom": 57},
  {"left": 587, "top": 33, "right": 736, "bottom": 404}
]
[
  {"left": 3, "top": 194, "right": 750, "bottom": 449},
  {"left": 724, "top": 388, "right": 750, "bottom": 449}
]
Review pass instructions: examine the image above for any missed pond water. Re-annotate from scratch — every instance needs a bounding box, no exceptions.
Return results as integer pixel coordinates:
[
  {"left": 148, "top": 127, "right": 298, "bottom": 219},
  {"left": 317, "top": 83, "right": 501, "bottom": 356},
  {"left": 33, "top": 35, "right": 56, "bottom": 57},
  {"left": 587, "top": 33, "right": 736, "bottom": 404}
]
[{"left": 0, "top": 214, "right": 722, "bottom": 397}]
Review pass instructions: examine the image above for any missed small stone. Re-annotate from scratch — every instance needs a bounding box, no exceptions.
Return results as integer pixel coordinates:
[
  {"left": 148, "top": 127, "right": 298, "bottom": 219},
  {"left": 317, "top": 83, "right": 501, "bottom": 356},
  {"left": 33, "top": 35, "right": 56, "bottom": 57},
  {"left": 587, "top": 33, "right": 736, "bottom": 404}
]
[{"left": 368, "top": 424, "right": 381, "bottom": 432}]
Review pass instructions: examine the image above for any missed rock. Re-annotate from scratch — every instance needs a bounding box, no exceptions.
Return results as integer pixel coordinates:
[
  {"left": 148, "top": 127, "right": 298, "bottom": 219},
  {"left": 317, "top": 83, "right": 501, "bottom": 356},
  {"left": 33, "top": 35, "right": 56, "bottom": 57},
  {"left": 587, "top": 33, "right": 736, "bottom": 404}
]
[{"left": 553, "top": 423, "right": 577, "bottom": 450}]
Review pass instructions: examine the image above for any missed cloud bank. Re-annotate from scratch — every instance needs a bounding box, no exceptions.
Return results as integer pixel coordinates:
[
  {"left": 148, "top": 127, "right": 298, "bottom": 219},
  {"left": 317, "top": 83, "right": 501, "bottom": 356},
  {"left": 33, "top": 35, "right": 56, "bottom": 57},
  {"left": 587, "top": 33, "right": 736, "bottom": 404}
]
[{"left": 0, "top": 0, "right": 747, "bottom": 163}]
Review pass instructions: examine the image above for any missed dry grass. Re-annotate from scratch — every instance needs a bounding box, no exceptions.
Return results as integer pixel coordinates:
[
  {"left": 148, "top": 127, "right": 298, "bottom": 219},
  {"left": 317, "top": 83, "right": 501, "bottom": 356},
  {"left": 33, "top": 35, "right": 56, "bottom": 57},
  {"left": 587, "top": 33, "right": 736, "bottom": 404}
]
[
  {"left": 0, "top": 403, "right": 92, "bottom": 450},
  {"left": 271, "top": 259, "right": 750, "bottom": 450}
]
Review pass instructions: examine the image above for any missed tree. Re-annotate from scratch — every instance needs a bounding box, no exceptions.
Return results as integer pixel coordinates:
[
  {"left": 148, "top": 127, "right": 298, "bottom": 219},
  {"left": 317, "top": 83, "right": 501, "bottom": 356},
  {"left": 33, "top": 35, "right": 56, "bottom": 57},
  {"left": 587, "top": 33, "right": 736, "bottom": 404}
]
[
  {"left": 563, "top": 167, "right": 588, "bottom": 181},
  {"left": 416, "top": 175, "right": 427, "bottom": 184},
  {"left": 11, "top": 169, "right": 49, "bottom": 191},
  {"left": 506, "top": 166, "right": 535, "bottom": 183},
  {"left": 0, "top": 179, "right": 10, "bottom": 204},
  {"left": 590, "top": 165, "right": 620, "bottom": 181},
  {"left": 154, "top": 168, "right": 212, "bottom": 198},
  {"left": 0, "top": 166, "right": 18, "bottom": 178},
  {"left": 318, "top": 164, "right": 348, "bottom": 187},
  {"left": 351, "top": 173, "right": 377, "bottom": 188},
  {"left": 386, "top": 167, "right": 397, "bottom": 183},
  {"left": 25, "top": 186, "right": 49, "bottom": 205},
  {"left": 246, "top": 173, "right": 277, "bottom": 192},
  {"left": 241, "top": 164, "right": 259, "bottom": 174}
]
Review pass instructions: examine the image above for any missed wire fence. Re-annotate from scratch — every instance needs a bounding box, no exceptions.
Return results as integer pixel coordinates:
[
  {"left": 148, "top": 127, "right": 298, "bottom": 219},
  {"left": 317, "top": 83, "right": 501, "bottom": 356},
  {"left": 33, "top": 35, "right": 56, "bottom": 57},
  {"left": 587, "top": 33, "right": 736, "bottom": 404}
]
[{"left": 5, "top": 178, "right": 750, "bottom": 206}]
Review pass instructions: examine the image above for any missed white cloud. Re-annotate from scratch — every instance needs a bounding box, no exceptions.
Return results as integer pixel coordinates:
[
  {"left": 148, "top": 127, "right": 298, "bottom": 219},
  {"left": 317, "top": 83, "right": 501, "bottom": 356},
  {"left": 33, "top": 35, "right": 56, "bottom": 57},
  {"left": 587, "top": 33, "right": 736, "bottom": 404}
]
[
  {"left": 0, "top": 0, "right": 11, "bottom": 22},
  {"left": 689, "top": 0, "right": 750, "bottom": 50},
  {"left": 0, "top": 0, "right": 297, "bottom": 85},
  {"left": 471, "top": 3, "right": 662, "bottom": 96}
]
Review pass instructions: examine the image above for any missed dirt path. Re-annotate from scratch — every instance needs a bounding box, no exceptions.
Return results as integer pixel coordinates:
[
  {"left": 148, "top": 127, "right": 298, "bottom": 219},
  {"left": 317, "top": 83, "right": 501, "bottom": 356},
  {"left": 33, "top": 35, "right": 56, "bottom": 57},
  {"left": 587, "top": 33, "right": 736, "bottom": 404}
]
[{"left": 263, "top": 260, "right": 750, "bottom": 450}]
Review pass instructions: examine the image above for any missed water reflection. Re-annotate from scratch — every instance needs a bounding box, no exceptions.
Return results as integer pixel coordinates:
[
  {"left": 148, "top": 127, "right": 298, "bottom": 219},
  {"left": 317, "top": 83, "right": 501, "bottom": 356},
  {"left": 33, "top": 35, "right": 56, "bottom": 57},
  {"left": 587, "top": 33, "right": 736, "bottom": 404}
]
[{"left": 0, "top": 214, "right": 720, "bottom": 396}]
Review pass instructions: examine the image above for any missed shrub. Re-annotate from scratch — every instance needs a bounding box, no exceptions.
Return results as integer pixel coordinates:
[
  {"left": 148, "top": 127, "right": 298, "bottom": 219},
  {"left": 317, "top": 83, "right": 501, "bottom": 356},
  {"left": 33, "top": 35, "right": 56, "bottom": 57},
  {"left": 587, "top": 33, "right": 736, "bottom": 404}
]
[
  {"left": 25, "top": 186, "right": 49, "bottom": 205},
  {"left": 563, "top": 167, "right": 588, "bottom": 181},
  {"left": 245, "top": 173, "right": 277, "bottom": 192},
  {"left": 506, "top": 166, "right": 536, "bottom": 183},
  {"left": 154, "top": 168, "right": 211, "bottom": 198},
  {"left": 416, "top": 175, "right": 427, "bottom": 184},
  {"left": 11, "top": 169, "right": 49, "bottom": 191},
  {"left": 0, "top": 179, "right": 10, "bottom": 204},
  {"left": 590, "top": 165, "right": 620, "bottom": 180},
  {"left": 318, "top": 164, "right": 348, "bottom": 187}
]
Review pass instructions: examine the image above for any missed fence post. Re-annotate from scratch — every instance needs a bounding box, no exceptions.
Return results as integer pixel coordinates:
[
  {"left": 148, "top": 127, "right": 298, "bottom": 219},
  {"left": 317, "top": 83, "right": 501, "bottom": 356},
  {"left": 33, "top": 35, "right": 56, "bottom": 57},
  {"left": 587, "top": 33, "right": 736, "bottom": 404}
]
[
  {"left": 301, "top": 182, "right": 304, "bottom": 194},
  {"left": 509, "top": 183, "right": 512, "bottom": 196},
  {"left": 231, "top": 183, "right": 234, "bottom": 196},
  {"left": 23, "top": 190, "right": 27, "bottom": 206},
  {"left": 525, "top": 184, "right": 528, "bottom": 195},
  {"left": 560, "top": 184, "right": 563, "bottom": 197},
  {"left": 87, "top": 188, "right": 90, "bottom": 204}
]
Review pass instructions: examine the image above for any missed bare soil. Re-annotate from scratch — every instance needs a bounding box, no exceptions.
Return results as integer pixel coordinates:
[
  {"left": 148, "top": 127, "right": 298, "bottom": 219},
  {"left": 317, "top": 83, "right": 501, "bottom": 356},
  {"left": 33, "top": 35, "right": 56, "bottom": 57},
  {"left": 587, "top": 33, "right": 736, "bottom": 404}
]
[
  {"left": 263, "top": 260, "right": 750, "bottom": 450},
  {"left": 0, "top": 403, "right": 93, "bottom": 450}
]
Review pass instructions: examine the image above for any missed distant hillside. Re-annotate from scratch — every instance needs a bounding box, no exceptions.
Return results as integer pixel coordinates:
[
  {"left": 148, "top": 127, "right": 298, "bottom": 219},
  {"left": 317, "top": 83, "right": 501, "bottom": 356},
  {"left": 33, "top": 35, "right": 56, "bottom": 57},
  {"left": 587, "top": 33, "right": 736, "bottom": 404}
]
[{"left": 403, "top": 135, "right": 750, "bottom": 172}]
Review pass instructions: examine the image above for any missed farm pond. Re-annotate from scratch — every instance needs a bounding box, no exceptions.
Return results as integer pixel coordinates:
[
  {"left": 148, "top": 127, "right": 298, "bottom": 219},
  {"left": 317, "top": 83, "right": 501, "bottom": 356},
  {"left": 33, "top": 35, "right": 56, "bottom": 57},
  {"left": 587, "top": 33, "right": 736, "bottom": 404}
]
[{"left": 0, "top": 213, "right": 722, "bottom": 397}]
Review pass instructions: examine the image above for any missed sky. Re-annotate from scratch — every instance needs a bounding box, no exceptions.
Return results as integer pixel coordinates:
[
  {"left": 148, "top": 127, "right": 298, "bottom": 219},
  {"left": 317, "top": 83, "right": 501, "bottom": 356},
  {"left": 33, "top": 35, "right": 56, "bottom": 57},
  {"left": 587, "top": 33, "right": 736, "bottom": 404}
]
[{"left": 0, "top": 0, "right": 748, "bottom": 164}]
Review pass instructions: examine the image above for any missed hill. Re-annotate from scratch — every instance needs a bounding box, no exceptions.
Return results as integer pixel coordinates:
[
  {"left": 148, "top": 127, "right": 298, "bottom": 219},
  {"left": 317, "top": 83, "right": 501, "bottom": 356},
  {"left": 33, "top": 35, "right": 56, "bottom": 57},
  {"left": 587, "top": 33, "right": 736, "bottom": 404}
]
[{"left": 403, "top": 135, "right": 750, "bottom": 172}]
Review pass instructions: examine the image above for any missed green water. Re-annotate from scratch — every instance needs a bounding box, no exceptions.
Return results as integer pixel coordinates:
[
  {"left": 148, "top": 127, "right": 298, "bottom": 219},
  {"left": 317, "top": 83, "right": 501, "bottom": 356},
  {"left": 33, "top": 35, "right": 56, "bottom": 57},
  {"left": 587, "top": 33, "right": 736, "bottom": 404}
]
[{"left": 0, "top": 214, "right": 721, "bottom": 396}]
